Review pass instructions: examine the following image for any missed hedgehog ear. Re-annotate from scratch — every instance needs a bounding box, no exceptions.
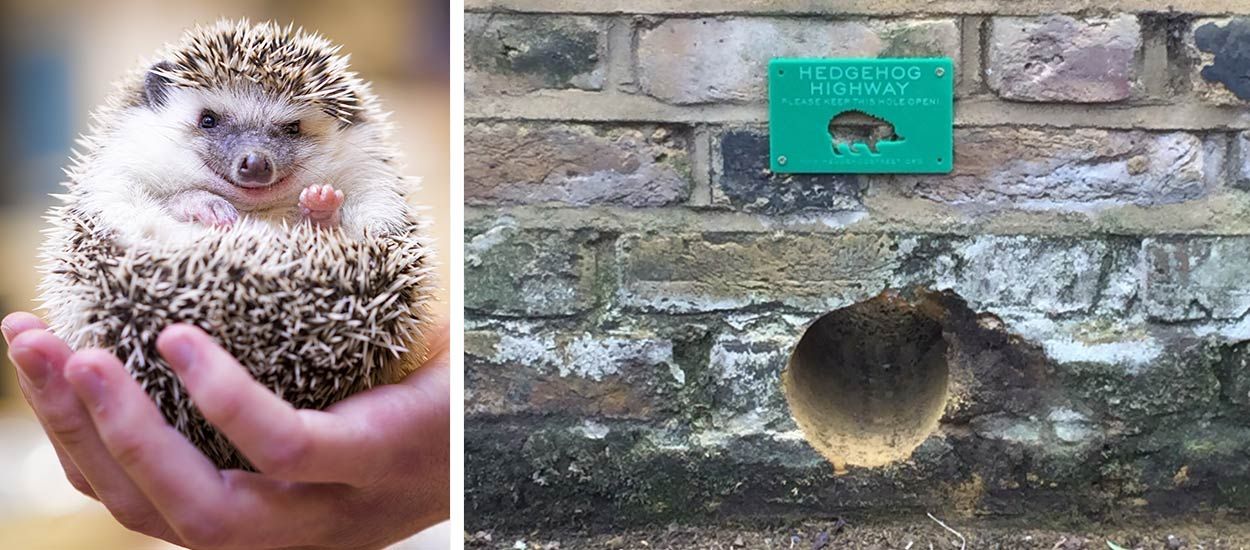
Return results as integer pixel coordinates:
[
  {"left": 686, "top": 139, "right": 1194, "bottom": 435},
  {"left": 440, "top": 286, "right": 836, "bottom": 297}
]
[{"left": 142, "top": 61, "right": 175, "bottom": 109}]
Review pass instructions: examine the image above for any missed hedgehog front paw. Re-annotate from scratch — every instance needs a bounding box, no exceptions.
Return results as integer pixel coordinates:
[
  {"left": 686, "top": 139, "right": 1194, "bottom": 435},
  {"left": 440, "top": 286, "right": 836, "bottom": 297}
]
[
  {"left": 175, "top": 194, "right": 238, "bottom": 227},
  {"left": 299, "top": 184, "right": 344, "bottom": 228}
]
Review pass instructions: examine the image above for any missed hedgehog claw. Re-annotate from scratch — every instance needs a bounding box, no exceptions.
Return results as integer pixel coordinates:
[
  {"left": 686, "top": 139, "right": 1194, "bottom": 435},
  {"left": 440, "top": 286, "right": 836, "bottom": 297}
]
[{"left": 300, "top": 184, "right": 344, "bottom": 228}]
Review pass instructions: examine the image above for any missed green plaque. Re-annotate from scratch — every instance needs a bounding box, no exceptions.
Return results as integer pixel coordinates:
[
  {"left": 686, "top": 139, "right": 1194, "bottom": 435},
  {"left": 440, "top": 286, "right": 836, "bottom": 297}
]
[{"left": 768, "top": 58, "right": 953, "bottom": 174}]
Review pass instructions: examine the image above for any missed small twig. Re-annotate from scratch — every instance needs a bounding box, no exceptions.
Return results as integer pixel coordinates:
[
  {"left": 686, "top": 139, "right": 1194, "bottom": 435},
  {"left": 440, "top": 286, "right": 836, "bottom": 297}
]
[{"left": 926, "top": 512, "right": 967, "bottom": 550}]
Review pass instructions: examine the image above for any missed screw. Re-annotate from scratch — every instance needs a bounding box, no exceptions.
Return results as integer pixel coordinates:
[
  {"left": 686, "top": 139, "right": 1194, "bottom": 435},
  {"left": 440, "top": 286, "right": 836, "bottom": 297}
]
[
  {"left": 935, "top": 67, "right": 946, "bottom": 77},
  {"left": 778, "top": 155, "right": 788, "bottom": 165}
]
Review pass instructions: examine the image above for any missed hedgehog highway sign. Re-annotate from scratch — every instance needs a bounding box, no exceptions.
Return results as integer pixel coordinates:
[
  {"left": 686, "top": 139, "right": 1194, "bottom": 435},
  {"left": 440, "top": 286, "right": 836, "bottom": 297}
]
[{"left": 768, "top": 58, "right": 954, "bottom": 174}]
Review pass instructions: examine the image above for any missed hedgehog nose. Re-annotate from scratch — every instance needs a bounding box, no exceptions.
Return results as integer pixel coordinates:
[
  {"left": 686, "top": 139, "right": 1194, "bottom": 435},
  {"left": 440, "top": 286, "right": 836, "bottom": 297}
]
[{"left": 235, "top": 151, "right": 274, "bottom": 186}]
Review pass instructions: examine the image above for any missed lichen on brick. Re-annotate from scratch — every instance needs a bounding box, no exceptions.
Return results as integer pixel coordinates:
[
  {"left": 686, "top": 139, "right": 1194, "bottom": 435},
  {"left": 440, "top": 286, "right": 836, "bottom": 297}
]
[{"left": 464, "top": 222, "right": 598, "bottom": 317}]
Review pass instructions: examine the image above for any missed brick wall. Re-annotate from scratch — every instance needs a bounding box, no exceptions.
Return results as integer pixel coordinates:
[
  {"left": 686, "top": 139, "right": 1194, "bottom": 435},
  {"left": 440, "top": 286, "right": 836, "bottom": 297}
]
[{"left": 465, "top": 0, "right": 1250, "bottom": 532}]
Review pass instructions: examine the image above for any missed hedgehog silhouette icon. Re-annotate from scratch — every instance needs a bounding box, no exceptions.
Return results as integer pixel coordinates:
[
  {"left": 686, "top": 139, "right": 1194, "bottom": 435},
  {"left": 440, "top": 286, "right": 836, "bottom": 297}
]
[{"left": 828, "top": 110, "right": 902, "bottom": 155}]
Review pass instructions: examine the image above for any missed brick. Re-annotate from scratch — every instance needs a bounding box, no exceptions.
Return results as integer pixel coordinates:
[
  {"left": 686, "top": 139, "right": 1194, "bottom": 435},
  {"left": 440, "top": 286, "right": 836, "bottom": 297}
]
[
  {"left": 712, "top": 128, "right": 865, "bottom": 214},
  {"left": 465, "top": 223, "right": 597, "bottom": 317},
  {"left": 617, "top": 233, "right": 898, "bottom": 313},
  {"left": 1187, "top": 18, "right": 1250, "bottom": 105},
  {"left": 1221, "top": 341, "right": 1250, "bottom": 411},
  {"left": 465, "top": 122, "right": 692, "bottom": 206},
  {"left": 1237, "top": 133, "right": 1250, "bottom": 191},
  {"left": 932, "top": 236, "right": 1114, "bottom": 316},
  {"left": 465, "top": 14, "right": 606, "bottom": 96},
  {"left": 706, "top": 314, "right": 803, "bottom": 426},
  {"left": 465, "top": 328, "right": 676, "bottom": 418},
  {"left": 637, "top": 18, "right": 959, "bottom": 104},
  {"left": 894, "top": 236, "right": 1147, "bottom": 317},
  {"left": 1143, "top": 237, "right": 1250, "bottom": 321},
  {"left": 895, "top": 128, "right": 1213, "bottom": 209},
  {"left": 987, "top": 15, "right": 1141, "bottom": 102}
]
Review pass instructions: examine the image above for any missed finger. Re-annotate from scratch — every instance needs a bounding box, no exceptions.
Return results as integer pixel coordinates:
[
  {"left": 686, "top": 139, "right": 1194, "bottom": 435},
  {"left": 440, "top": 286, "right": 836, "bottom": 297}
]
[
  {"left": 63, "top": 349, "right": 345, "bottom": 549},
  {"left": 7, "top": 321, "right": 95, "bottom": 498},
  {"left": 321, "top": 323, "right": 451, "bottom": 533},
  {"left": 10, "top": 357, "right": 95, "bottom": 499},
  {"left": 2, "top": 311, "right": 48, "bottom": 344},
  {"left": 157, "top": 324, "right": 379, "bottom": 485},
  {"left": 8, "top": 331, "right": 180, "bottom": 543}
]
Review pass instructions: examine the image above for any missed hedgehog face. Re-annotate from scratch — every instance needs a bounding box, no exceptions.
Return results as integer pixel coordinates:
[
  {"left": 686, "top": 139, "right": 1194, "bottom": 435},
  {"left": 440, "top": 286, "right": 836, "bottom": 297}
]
[
  {"left": 102, "top": 78, "right": 362, "bottom": 212},
  {"left": 71, "top": 20, "right": 406, "bottom": 242},
  {"left": 161, "top": 84, "right": 341, "bottom": 207}
]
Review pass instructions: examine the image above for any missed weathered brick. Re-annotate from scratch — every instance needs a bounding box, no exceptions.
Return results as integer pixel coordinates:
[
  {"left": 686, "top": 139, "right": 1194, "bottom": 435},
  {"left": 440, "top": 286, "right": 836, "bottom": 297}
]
[
  {"left": 1221, "top": 341, "right": 1250, "bottom": 411},
  {"left": 465, "top": 122, "right": 692, "bottom": 206},
  {"left": 904, "top": 236, "right": 1116, "bottom": 316},
  {"left": 712, "top": 128, "right": 865, "bottom": 214},
  {"left": 1235, "top": 132, "right": 1250, "bottom": 191},
  {"left": 987, "top": 15, "right": 1141, "bottom": 102},
  {"left": 706, "top": 314, "right": 803, "bottom": 427},
  {"left": 894, "top": 128, "right": 1214, "bottom": 209},
  {"left": 465, "top": 14, "right": 606, "bottom": 96},
  {"left": 465, "top": 223, "right": 597, "bottom": 317},
  {"left": 1143, "top": 237, "right": 1250, "bottom": 321},
  {"left": 617, "top": 233, "right": 898, "bottom": 313},
  {"left": 465, "top": 328, "right": 677, "bottom": 418},
  {"left": 1187, "top": 18, "right": 1250, "bottom": 105},
  {"left": 637, "top": 18, "right": 959, "bottom": 104}
]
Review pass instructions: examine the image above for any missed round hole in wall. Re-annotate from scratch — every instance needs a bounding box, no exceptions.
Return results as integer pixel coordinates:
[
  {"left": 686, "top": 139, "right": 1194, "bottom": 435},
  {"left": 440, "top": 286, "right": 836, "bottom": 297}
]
[{"left": 782, "top": 293, "right": 949, "bottom": 472}]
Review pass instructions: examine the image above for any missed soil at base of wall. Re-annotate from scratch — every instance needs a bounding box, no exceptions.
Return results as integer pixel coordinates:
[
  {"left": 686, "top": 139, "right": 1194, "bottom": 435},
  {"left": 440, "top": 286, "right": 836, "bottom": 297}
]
[{"left": 466, "top": 517, "right": 1250, "bottom": 549}]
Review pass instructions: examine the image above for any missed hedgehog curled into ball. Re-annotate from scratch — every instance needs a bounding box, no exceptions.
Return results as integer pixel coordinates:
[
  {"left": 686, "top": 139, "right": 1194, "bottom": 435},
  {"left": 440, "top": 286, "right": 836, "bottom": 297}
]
[{"left": 38, "top": 20, "right": 435, "bottom": 469}]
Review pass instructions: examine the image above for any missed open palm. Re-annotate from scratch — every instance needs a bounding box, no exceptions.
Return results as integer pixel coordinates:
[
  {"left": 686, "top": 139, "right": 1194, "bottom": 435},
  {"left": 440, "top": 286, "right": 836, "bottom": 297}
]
[{"left": 3, "top": 312, "right": 449, "bottom": 550}]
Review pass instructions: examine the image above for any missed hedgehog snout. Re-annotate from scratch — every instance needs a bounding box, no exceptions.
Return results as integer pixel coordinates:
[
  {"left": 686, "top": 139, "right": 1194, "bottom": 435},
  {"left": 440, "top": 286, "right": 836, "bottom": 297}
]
[{"left": 236, "top": 151, "right": 276, "bottom": 187}]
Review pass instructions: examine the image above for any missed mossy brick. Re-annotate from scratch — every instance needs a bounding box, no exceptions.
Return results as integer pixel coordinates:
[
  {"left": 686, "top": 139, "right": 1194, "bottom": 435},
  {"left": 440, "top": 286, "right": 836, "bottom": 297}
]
[{"left": 465, "top": 224, "right": 597, "bottom": 317}]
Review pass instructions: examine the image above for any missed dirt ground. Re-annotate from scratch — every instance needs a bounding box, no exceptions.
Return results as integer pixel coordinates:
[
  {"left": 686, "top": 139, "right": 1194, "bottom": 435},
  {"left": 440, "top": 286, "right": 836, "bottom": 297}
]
[{"left": 465, "top": 517, "right": 1250, "bottom": 549}]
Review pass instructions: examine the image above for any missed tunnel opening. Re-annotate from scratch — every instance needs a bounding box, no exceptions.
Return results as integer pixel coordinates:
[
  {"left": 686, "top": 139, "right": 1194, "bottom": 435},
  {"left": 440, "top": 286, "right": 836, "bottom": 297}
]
[{"left": 782, "top": 292, "right": 950, "bottom": 471}]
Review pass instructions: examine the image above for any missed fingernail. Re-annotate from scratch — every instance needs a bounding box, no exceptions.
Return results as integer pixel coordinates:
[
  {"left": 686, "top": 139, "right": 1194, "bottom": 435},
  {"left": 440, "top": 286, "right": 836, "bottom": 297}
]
[
  {"left": 13, "top": 347, "right": 51, "bottom": 390},
  {"left": 67, "top": 364, "right": 105, "bottom": 406},
  {"left": 163, "top": 332, "right": 196, "bottom": 373},
  {"left": 1, "top": 323, "right": 13, "bottom": 345}
]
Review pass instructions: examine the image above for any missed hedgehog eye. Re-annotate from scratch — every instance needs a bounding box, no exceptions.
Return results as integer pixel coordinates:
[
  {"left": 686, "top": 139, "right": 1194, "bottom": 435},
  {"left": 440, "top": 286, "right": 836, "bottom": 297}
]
[
  {"left": 198, "top": 110, "right": 219, "bottom": 129},
  {"left": 282, "top": 121, "right": 301, "bottom": 136}
]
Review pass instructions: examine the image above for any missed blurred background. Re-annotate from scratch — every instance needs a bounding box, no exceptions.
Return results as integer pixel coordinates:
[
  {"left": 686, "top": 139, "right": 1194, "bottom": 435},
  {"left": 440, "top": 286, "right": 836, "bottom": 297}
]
[{"left": 0, "top": 0, "right": 450, "bottom": 548}]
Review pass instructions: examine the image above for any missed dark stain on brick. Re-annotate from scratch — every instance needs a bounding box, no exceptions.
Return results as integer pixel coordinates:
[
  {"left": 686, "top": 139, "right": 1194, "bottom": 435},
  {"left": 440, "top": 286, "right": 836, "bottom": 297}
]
[
  {"left": 1195, "top": 18, "right": 1250, "bottom": 101},
  {"left": 718, "top": 129, "right": 865, "bottom": 215},
  {"left": 467, "top": 17, "right": 602, "bottom": 87}
]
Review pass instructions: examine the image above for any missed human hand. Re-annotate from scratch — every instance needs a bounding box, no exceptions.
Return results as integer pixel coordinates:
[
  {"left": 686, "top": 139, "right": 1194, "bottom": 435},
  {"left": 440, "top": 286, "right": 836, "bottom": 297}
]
[{"left": 2, "top": 311, "right": 449, "bottom": 549}]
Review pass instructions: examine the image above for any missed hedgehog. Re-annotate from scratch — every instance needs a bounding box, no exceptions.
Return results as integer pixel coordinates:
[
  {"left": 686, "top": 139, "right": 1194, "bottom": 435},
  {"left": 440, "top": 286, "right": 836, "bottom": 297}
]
[{"left": 37, "top": 20, "right": 437, "bottom": 469}]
